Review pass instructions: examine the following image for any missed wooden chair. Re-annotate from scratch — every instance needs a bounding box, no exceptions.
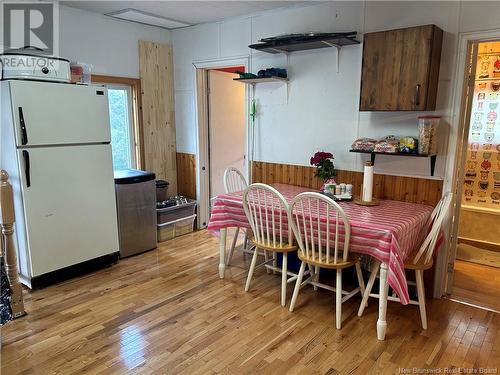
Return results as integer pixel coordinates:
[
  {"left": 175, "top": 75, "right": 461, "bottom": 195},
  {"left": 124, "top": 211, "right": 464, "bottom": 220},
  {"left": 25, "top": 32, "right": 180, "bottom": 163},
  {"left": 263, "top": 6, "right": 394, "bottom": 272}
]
[
  {"left": 223, "top": 167, "right": 251, "bottom": 266},
  {"left": 288, "top": 192, "right": 365, "bottom": 329},
  {"left": 357, "top": 193, "right": 453, "bottom": 330},
  {"left": 243, "top": 183, "right": 299, "bottom": 307}
]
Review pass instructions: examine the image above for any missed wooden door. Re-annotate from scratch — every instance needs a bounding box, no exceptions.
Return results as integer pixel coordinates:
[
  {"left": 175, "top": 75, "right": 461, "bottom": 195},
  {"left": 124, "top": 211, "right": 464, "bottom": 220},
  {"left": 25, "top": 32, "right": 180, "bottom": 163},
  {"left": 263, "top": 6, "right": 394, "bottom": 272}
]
[{"left": 360, "top": 25, "right": 442, "bottom": 111}]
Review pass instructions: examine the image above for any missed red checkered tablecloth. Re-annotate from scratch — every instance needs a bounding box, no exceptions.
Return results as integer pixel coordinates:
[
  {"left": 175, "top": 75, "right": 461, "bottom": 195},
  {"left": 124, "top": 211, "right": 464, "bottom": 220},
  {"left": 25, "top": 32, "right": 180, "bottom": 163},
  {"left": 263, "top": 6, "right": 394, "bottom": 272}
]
[{"left": 208, "top": 183, "right": 434, "bottom": 305}]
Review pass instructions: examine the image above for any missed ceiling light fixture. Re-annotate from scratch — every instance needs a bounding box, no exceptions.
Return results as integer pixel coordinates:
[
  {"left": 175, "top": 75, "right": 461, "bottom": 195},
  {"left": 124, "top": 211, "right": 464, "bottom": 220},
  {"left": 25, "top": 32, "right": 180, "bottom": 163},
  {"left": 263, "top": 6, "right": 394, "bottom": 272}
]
[{"left": 106, "top": 8, "right": 190, "bottom": 29}]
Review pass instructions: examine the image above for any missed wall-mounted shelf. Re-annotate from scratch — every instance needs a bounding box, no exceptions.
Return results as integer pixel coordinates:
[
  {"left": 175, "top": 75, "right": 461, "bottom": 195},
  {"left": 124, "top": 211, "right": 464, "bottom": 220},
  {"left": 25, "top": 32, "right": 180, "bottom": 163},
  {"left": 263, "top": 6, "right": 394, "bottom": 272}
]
[
  {"left": 249, "top": 33, "right": 359, "bottom": 54},
  {"left": 233, "top": 77, "right": 288, "bottom": 84},
  {"left": 234, "top": 76, "right": 289, "bottom": 103},
  {"left": 248, "top": 32, "right": 360, "bottom": 73},
  {"left": 349, "top": 150, "right": 438, "bottom": 176}
]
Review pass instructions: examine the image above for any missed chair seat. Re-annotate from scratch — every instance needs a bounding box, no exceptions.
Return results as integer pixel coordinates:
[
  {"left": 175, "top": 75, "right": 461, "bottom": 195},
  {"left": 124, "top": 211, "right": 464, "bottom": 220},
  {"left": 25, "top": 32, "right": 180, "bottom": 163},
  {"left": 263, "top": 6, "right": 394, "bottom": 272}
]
[
  {"left": 404, "top": 251, "right": 434, "bottom": 270},
  {"left": 250, "top": 240, "right": 298, "bottom": 253},
  {"left": 297, "top": 251, "right": 359, "bottom": 269}
]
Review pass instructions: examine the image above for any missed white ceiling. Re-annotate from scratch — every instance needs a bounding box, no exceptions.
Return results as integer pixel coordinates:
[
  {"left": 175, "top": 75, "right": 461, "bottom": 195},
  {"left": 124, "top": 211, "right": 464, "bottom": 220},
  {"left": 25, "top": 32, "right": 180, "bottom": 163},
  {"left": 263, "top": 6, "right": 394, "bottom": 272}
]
[{"left": 61, "top": 1, "right": 309, "bottom": 28}]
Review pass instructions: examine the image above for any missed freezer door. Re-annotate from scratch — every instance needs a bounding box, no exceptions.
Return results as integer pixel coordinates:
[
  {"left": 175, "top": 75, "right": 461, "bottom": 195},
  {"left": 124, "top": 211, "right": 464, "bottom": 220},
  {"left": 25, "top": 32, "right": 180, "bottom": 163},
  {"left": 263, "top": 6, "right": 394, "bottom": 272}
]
[
  {"left": 18, "top": 144, "right": 119, "bottom": 277},
  {"left": 9, "top": 80, "right": 110, "bottom": 147}
]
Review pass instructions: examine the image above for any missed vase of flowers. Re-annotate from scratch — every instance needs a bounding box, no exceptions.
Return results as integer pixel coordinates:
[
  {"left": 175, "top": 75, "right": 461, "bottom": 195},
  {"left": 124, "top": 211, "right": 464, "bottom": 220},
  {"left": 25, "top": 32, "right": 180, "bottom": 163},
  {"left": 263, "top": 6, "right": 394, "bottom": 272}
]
[{"left": 310, "top": 151, "right": 336, "bottom": 190}]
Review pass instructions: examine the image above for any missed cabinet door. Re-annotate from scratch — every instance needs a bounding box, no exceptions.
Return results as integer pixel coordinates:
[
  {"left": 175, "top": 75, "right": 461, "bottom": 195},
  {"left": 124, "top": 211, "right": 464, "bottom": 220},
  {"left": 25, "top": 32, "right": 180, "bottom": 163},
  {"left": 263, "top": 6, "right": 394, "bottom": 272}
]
[{"left": 360, "top": 25, "right": 442, "bottom": 111}]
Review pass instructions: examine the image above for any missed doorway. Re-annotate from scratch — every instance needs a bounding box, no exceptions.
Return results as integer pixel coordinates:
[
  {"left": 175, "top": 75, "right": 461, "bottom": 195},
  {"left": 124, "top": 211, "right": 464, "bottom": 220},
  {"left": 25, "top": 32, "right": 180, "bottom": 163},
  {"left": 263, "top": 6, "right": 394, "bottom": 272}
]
[
  {"left": 208, "top": 69, "right": 247, "bottom": 198},
  {"left": 448, "top": 40, "right": 500, "bottom": 312},
  {"left": 194, "top": 57, "right": 249, "bottom": 228}
]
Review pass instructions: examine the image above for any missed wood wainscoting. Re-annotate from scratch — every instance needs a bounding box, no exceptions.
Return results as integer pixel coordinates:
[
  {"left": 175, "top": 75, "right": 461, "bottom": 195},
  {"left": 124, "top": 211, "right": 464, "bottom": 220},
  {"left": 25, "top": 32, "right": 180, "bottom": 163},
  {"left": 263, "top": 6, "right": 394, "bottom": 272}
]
[
  {"left": 176, "top": 158, "right": 444, "bottom": 206},
  {"left": 177, "top": 153, "right": 196, "bottom": 200},
  {"left": 252, "top": 161, "right": 443, "bottom": 206}
]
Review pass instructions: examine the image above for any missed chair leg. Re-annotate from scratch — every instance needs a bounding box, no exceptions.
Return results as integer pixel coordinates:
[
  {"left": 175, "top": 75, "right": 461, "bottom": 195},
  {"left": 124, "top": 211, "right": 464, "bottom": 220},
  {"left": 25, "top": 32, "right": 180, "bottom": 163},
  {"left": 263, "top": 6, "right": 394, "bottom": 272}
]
[
  {"left": 226, "top": 227, "right": 240, "bottom": 266},
  {"left": 245, "top": 246, "right": 259, "bottom": 292},
  {"left": 264, "top": 250, "right": 270, "bottom": 274},
  {"left": 273, "top": 255, "right": 277, "bottom": 275},
  {"left": 281, "top": 253, "right": 288, "bottom": 307},
  {"left": 415, "top": 269, "right": 428, "bottom": 330},
  {"left": 313, "top": 265, "right": 320, "bottom": 291},
  {"left": 243, "top": 230, "right": 248, "bottom": 250},
  {"left": 336, "top": 269, "right": 342, "bottom": 329},
  {"left": 358, "top": 261, "right": 380, "bottom": 317},
  {"left": 355, "top": 261, "right": 366, "bottom": 298},
  {"left": 289, "top": 261, "right": 306, "bottom": 312}
]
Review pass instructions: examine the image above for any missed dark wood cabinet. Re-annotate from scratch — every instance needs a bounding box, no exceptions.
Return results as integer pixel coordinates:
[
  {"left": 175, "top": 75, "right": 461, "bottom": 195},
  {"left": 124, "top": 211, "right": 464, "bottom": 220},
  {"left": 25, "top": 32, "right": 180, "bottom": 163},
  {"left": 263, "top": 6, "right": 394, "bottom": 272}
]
[{"left": 359, "top": 24, "right": 443, "bottom": 111}]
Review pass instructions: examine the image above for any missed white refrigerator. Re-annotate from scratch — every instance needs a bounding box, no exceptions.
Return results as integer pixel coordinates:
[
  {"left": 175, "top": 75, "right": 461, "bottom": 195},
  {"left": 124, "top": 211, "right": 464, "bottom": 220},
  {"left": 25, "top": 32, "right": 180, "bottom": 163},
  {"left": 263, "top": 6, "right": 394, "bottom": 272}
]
[{"left": 1, "top": 80, "right": 119, "bottom": 288}]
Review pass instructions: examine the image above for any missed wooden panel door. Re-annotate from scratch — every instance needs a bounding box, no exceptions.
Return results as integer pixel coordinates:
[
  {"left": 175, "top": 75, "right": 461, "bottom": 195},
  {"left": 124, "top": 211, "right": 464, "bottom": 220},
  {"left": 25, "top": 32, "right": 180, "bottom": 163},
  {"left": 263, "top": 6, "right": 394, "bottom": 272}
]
[
  {"left": 360, "top": 25, "right": 442, "bottom": 111},
  {"left": 139, "top": 41, "right": 177, "bottom": 194}
]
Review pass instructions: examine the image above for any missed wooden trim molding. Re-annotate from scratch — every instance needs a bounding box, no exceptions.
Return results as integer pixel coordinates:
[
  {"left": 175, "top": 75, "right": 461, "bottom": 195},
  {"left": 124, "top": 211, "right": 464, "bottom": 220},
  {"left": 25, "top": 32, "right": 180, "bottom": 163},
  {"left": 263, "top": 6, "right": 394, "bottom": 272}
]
[
  {"left": 252, "top": 161, "right": 443, "bottom": 206},
  {"left": 177, "top": 153, "right": 196, "bottom": 200},
  {"left": 91, "top": 74, "right": 145, "bottom": 169},
  {"left": 458, "top": 237, "right": 500, "bottom": 253}
]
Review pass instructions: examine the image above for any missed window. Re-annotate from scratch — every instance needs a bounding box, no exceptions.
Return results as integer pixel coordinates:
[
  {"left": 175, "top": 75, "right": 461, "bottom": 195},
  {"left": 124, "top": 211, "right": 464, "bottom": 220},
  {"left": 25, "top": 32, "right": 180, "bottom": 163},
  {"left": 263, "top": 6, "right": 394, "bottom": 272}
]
[
  {"left": 108, "top": 85, "right": 135, "bottom": 170},
  {"left": 91, "top": 75, "right": 143, "bottom": 171}
]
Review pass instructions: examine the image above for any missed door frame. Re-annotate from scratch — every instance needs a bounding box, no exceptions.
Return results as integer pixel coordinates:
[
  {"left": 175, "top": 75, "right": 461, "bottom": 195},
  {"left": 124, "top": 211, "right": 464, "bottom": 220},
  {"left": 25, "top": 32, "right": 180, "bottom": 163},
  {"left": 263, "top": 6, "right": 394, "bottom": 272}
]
[
  {"left": 193, "top": 56, "right": 250, "bottom": 229},
  {"left": 441, "top": 29, "right": 500, "bottom": 297}
]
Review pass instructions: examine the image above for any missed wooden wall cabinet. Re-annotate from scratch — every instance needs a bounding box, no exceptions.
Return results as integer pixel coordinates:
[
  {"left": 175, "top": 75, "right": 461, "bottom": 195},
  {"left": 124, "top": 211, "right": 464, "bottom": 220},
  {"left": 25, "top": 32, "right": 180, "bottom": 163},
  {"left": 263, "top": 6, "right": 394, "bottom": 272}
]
[{"left": 360, "top": 24, "right": 443, "bottom": 111}]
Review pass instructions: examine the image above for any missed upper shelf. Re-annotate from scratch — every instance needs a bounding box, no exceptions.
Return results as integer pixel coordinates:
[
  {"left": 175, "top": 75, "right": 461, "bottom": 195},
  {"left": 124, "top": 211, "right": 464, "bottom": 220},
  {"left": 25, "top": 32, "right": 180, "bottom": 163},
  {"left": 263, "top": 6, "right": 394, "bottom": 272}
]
[
  {"left": 248, "top": 32, "right": 360, "bottom": 54},
  {"left": 233, "top": 77, "right": 288, "bottom": 85}
]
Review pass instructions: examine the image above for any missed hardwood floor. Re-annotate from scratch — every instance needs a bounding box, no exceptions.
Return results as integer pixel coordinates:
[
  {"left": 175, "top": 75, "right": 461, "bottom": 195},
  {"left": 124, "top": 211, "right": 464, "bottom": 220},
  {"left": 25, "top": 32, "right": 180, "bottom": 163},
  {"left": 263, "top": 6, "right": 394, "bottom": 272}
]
[
  {"left": 451, "top": 260, "right": 500, "bottom": 313},
  {"left": 2, "top": 230, "right": 500, "bottom": 374}
]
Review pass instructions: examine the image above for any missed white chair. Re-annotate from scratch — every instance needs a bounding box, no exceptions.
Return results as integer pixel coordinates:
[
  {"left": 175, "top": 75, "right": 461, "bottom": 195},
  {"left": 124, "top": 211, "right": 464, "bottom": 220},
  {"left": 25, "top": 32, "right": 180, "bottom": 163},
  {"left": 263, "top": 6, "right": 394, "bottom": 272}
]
[
  {"left": 223, "top": 167, "right": 251, "bottom": 266},
  {"left": 357, "top": 193, "right": 453, "bottom": 330},
  {"left": 288, "top": 192, "right": 366, "bottom": 329},
  {"left": 243, "top": 183, "right": 299, "bottom": 307}
]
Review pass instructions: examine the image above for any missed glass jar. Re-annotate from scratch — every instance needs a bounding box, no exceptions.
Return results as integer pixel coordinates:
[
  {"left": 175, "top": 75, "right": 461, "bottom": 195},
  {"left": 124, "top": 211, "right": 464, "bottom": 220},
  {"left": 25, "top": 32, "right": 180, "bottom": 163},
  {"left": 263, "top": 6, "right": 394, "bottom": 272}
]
[{"left": 418, "top": 116, "right": 440, "bottom": 155}]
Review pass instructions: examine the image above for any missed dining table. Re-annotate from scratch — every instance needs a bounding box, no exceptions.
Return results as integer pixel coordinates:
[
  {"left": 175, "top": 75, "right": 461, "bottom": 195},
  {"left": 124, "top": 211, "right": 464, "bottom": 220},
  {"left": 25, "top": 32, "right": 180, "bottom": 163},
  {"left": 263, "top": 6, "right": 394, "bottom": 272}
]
[{"left": 207, "top": 183, "right": 434, "bottom": 340}]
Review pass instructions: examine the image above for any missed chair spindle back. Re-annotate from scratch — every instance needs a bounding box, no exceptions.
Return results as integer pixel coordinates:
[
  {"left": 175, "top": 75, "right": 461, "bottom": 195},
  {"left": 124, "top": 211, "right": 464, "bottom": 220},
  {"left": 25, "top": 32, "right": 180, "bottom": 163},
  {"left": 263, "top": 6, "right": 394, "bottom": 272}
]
[
  {"left": 242, "top": 183, "right": 292, "bottom": 248},
  {"left": 223, "top": 167, "right": 248, "bottom": 193},
  {"left": 413, "top": 192, "right": 453, "bottom": 264},
  {"left": 289, "top": 192, "right": 351, "bottom": 265}
]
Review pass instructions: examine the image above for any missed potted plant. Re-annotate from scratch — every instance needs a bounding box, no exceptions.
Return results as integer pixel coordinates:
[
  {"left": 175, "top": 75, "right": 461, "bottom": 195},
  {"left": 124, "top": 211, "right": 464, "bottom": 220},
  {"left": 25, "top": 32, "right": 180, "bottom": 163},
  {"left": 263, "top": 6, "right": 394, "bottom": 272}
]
[{"left": 310, "top": 151, "right": 336, "bottom": 189}]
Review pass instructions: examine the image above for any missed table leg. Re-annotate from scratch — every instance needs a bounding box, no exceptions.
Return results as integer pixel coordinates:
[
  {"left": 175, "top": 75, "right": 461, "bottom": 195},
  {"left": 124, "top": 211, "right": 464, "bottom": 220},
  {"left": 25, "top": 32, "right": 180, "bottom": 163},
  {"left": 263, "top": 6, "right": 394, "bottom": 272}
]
[
  {"left": 219, "top": 228, "right": 227, "bottom": 279},
  {"left": 377, "top": 262, "right": 389, "bottom": 340}
]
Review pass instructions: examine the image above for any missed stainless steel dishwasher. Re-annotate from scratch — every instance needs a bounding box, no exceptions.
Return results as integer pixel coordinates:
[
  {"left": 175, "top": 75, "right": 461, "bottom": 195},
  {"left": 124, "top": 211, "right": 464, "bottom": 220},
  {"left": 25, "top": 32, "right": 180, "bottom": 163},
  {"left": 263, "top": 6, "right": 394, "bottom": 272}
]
[{"left": 114, "top": 169, "right": 157, "bottom": 257}]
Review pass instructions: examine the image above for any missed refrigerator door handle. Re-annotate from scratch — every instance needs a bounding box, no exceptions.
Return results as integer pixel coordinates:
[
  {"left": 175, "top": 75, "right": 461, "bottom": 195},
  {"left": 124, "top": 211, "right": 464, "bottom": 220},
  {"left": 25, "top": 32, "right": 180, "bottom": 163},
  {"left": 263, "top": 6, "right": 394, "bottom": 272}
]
[
  {"left": 22, "top": 150, "right": 31, "bottom": 187},
  {"left": 19, "top": 107, "right": 28, "bottom": 145}
]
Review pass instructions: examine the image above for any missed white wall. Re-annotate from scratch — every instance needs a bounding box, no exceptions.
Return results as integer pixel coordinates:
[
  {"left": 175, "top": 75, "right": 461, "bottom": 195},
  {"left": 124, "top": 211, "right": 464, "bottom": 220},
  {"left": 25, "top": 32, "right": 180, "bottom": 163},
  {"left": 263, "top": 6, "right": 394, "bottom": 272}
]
[
  {"left": 59, "top": 5, "right": 170, "bottom": 78},
  {"left": 172, "top": 1, "right": 500, "bottom": 182}
]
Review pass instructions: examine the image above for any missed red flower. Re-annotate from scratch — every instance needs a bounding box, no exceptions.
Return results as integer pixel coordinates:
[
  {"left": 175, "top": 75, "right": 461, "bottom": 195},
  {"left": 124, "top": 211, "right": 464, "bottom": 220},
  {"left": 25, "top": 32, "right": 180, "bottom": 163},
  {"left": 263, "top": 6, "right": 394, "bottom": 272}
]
[
  {"left": 495, "top": 59, "right": 500, "bottom": 70},
  {"left": 310, "top": 151, "right": 333, "bottom": 166}
]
